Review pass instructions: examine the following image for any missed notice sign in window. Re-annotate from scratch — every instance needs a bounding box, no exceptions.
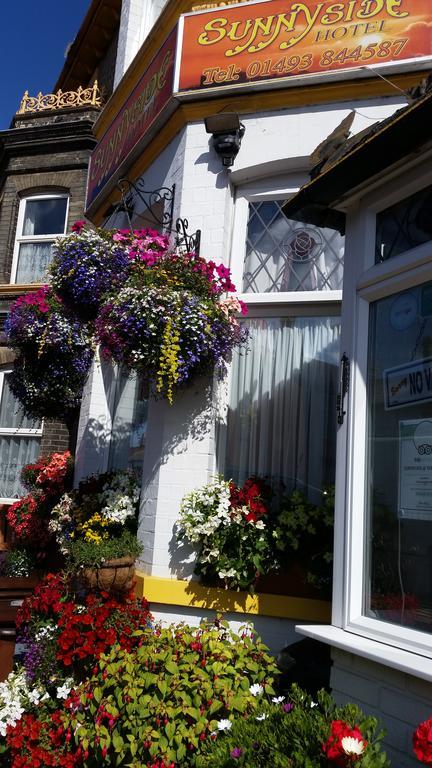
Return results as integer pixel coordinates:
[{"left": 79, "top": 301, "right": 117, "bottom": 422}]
[
  {"left": 384, "top": 357, "right": 432, "bottom": 410},
  {"left": 399, "top": 419, "right": 432, "bottom": 520}
]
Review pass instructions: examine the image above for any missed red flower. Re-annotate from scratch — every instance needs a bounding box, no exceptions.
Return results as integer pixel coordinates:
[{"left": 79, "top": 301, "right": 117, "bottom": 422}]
[
  {"left": 71, "top": 220, "right": 86, "bottom": 233},
  {"left": 228, "top": 476, "right": 270, "bottom": 522},
  {"left": 6, "top": 711, "right": 81, "bottom": 767},
  {"left": 323, "top": 720, "right": 366, "bottom": 765},
  {"left": 414, "top": 718, "right": 432, "bottom": 764}
]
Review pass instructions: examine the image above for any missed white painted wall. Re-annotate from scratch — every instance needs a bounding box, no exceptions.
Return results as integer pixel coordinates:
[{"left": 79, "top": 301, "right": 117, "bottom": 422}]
[
  {"left": 76, "top": 96, "right": 408, "bottom": 663},
  {"left": 114, "top": 0, "right": 169, "bottom": 87},
  {"left": 150, "top": 604, "right": 303, "bottom": 655}
]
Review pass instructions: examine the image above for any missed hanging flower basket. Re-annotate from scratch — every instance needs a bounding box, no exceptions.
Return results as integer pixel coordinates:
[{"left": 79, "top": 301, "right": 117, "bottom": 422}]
[
  {"left": 5, "top": 287, "right": 94, "bottom": 420},
  {"left": 50, "top": 224, "right": 131, "bottom": 320},
  {"left": 5, "top": 225, "right": 248, "bottom": 417},
  {"left": 95, "top": 242, "right": 248, "bottom": 402},
  {"left": 96, "top": 285, "right": 247, "bottom": 402}
]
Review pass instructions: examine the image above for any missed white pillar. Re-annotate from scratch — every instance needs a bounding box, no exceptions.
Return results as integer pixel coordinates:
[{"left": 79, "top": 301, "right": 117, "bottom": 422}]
[{"left": 138, "top": 377, "right": 216, "bottom": 578}]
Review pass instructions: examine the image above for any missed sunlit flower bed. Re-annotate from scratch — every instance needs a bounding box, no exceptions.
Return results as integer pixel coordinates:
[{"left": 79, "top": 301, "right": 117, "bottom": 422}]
[{"left": 0, "top": 581, "right": 390, "bottom": 768}]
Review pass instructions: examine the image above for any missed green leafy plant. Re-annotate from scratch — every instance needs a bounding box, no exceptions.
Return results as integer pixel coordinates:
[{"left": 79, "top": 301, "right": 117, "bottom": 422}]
[
  {"left": 3, "top": 548, "right": 35, "bottom": 577},
  {"left": 63, "top": 619, "right": 278, "bottom": 767},
  {"left": 49, "top": 469, "right": 141, "bottom": 570},
  {"left": 196, "top": 684, "right": 390, "bottom": 768},
  {"left": 67, "top": 529, "right": 142, "bottom": 569},
  {"left": 273, "top": 488, "right": 334, "bottom": 593}
]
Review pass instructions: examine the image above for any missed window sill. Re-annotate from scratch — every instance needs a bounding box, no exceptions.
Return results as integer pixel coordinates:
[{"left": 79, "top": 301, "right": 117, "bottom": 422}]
[
  {"left": 296, "top": 624, "right": 432, "bottom": 682},
  {"left": 0, "top": 284, "right": 43, "bottom": 294}
]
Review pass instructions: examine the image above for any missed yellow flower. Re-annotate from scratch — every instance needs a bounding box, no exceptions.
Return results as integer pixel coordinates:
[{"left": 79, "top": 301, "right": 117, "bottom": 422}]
[{"left": 157, "top": 316, "right": 181, "bottom": 404}]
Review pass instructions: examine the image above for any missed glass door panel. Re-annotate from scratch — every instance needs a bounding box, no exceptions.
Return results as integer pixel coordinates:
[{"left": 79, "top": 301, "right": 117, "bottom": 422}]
[{"left": 366, "top": 281, "right": 432, "bottom": 632}]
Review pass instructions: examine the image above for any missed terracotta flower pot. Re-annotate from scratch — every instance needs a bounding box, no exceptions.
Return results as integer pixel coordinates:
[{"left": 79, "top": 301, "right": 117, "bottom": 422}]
[{"left": 82, "top": 556, "right": 136, "bottom": 594}]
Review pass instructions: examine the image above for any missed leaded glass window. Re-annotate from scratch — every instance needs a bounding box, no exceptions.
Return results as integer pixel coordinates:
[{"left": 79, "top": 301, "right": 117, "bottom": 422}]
[
  {"left": 376, "top": 185, "right": 432, "bottom": 264},
  {"left": 243, "top": 201, "right": 344, "bottom": 293}
]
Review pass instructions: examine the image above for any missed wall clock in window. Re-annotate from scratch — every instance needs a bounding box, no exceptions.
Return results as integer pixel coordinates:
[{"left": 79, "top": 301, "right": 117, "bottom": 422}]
[{"left": 390, "top": 292, "right": 418, "bottom": 331}]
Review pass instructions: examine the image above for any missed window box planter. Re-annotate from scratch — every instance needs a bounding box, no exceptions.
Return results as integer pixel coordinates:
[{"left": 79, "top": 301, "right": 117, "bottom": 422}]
[{"left": 134, "top": 572, "right": 331, "bottom": 622}]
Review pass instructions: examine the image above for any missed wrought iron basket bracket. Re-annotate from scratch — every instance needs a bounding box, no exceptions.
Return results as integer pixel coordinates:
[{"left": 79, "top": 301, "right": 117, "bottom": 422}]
[
  {"left": 104, "top": 178, "right": 201, "bottom": 256},
  {"left": 175, "top": 218, "right": 202, "bottom": 256},
  {"left": 115, "top": 177, "right": 176, "bottom": 233}
]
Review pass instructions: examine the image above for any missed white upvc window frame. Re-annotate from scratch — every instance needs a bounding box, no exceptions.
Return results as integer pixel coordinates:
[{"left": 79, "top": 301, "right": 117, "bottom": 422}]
[
  {"left": 230, "top": 176, "right": 343, "bottom": 310},
  {"left": 216, "top": 174, "right": 344, "bottom": 474},
  {"left": 332, "top": 157, "right": 432, "bottom": 660},
  {"left": 11, "top": 193, "right": 69, "bottom": 284},
  {"left": 0, "top": 369, "right": 43, "bottom": 504}
]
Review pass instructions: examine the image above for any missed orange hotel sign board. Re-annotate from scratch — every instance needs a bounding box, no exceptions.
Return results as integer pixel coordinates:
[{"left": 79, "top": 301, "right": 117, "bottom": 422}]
[
  {"left": 175, "top": 0, "right": 432, "bottom": 93},
  {"left": 87, "top": 1, "right": 432, "bottom": 209}
]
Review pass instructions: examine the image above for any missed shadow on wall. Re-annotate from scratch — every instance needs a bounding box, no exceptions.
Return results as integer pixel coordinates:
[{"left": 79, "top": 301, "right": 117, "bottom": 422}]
[{"left": 138, "top": 375, "right": 216, "bottom": 576}]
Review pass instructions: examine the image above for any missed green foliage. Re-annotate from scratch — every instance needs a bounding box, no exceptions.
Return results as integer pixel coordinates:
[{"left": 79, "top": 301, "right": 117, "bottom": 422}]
[
  {"left": 67, "top": 529, "right": 143, "bottom": 569},
  {"left": 64, "top": 619, "right": 278, "bottom": 766},
  {"left": 4, "top": 548, "right": 35, "bottom": 577},
  {"left": 273, "top": 488, "right": 334, "bottom": 593},
  {"left": 196, "top": 684, "right": 390, "bottom": 768}
]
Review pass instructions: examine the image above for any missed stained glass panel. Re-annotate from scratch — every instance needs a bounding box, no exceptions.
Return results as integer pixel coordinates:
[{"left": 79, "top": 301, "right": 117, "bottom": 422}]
[
  {"left": 376, "top": 185, "right": 432, "bottom": 263},
  {"left": 243, "top": 201, "right": 344, "bottom": 293}
]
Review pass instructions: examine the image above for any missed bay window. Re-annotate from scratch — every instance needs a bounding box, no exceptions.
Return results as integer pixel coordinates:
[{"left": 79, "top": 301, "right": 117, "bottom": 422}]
[
  {"left": 0, "top": 371, "right": 42, "bottom": 502},
  {"left": 334, "top": 167, "right": 432, "bottom": 658},
  {"left": 218, "top": 181, "right": 344, "bottom": 504},
  {"left": 11, "top": 194, "right": 69, "bottom": 284},
  {"left": 107, "top": 368, "right": 148, "bottom": 477}
]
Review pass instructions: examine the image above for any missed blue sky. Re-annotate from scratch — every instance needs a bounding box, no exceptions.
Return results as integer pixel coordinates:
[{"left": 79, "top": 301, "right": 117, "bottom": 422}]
[{"left": 0, "top": 1, "right": 91, "bottom": 129}]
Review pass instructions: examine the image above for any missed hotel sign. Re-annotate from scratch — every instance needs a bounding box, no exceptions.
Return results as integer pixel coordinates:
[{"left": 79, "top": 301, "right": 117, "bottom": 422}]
[
  {"left": 175, "top": 0, "right": 432, "bottom": 93},
  {"left": 87, "top": 1, "right": 432, "bottom": 208},
  {"left": 87, "top": 29, "right": 177, "bottom": 208}
]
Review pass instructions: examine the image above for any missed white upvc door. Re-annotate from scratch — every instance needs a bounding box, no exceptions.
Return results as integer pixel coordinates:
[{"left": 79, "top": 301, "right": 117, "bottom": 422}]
[{"left": 335, "top": 160, "right": 432, "bottom": 659}]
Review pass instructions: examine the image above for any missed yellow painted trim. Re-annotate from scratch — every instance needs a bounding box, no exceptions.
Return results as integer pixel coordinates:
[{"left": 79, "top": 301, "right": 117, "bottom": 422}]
[
  {"left": 88, "top": 71, "right": 424, "bottom": 224},
  {"left": 135, "top": 572, "right": 331, "bottom": 622}
]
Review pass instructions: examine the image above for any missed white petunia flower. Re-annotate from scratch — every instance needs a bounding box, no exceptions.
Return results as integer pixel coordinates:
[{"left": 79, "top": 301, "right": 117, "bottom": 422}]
[
  {"left": 56, "top": 684, "right": 72, "bottom": 700},
  {"left": 272, "top": 696, "right": 285, "bottom": 704},
  {"left": 217, "top": 719, "right": 232, "bottom": 731},
  {"left": 249, "top": 683, "right": 264, "bottom": 696},
  {"left": 310, "top": 701, "right": 318, "bottom": 708},
  {"left": 28, "top": 689, "right": 41, "bottom": 705},
  {"left": 256, "top": 713, "right": 267, "bottom": 721},
  {"left": 341, "top": 736, "right": 365, "bottom": 756}
]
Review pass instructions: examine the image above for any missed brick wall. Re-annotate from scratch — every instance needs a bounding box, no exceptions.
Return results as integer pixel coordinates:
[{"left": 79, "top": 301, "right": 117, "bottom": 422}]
[
  {"left": 91, "top": 30, "right": 119, "bottom": 99},
  {"left": 0, "top": 108, "right": 98, "bottom": 471},
  {"left": 331, "top": 648, "right": 432, "bottom": 767},
  {"left": 40, "top": 420, "right": 71, "bottom": 455}
]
